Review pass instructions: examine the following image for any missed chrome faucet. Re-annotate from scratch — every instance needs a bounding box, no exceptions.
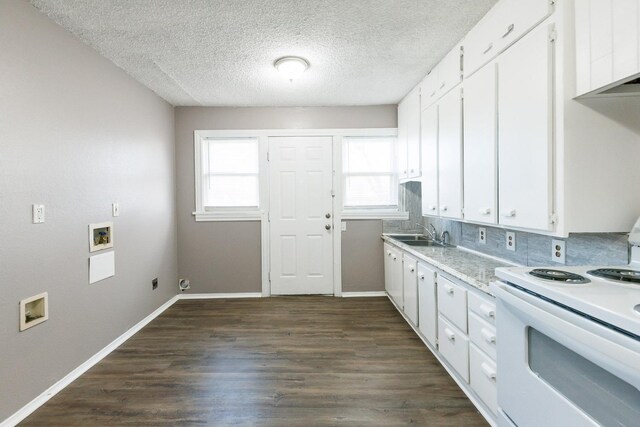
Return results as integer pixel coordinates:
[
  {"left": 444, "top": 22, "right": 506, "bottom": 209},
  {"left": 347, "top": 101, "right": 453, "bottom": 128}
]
[{"left": 416, "top": 222, "right": 438, "bottom": 241}]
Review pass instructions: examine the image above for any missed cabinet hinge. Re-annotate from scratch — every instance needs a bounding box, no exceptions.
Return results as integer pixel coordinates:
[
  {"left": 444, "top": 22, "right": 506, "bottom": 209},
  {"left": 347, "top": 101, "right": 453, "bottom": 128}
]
[
  {"left": 268, "top": 211, "right": 271, "bottom": 222},
  {"left": 549, "top": 28, "right": 557, "bottom": 43},
  {"left": 266, "top": 151, "right": 270, "bottom": 161},
  {"left": 549, "top": 213, "right": 558, "bottom": 225},
  {"left": 268, "top": 272, "right": 271, "bottom": 281}
]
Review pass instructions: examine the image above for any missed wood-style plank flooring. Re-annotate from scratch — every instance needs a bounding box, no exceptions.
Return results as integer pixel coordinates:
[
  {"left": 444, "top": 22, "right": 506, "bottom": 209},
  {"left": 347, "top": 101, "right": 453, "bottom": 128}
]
[{"left": 21, "top": 297, "right": 487, "bottom": 426}]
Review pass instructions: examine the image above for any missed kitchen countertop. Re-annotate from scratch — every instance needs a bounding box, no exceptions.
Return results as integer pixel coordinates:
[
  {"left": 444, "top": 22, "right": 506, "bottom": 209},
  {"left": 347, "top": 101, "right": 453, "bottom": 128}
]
[{"left": 382, "top": 235, "right": 515, "bottom": 296}]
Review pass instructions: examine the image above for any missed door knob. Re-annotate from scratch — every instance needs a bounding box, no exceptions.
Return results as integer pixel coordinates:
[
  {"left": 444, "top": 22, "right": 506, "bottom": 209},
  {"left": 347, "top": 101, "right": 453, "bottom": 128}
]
[
  {"left": 325, "top": 213, "right": 331, "bottom": 219},
  {"left": 325, "top": 224, "right": 332, "bottom": 230}
]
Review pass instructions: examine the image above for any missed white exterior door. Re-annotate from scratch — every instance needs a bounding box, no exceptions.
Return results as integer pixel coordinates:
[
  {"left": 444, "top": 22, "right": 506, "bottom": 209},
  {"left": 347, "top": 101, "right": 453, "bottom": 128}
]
[{"left": 268, "top": 136, "right": 334, "bottom": 295}]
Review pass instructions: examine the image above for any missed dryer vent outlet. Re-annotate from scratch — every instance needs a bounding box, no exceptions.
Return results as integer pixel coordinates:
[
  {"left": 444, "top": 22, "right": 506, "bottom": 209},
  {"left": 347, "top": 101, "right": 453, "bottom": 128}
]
[{"left": 179, "top": 279, "right": 191, "bottom": 291}]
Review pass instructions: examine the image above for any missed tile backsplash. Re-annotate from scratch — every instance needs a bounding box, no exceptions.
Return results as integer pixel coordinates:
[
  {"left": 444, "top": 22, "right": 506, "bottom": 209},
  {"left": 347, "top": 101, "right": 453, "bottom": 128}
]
[{"left": 384, "top": 181, "right": 630, "bottom": 266}]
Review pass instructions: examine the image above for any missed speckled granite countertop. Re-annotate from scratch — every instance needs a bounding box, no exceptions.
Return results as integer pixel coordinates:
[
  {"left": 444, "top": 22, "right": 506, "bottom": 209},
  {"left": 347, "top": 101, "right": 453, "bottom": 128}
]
[{"left": 382, "top": 235, "right": 515, "bottom": 296}]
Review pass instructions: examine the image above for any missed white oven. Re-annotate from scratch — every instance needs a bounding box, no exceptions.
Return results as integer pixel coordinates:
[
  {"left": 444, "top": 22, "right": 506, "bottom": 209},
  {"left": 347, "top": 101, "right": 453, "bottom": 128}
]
[{"left": 491, "top": 282, "right": 640, "bottom": 427}]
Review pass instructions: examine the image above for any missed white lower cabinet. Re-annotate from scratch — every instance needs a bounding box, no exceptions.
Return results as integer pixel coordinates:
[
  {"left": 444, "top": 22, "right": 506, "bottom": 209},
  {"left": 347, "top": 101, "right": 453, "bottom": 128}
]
[
  {"left": 470, "top": 344, "right": 498, "bottom": 415},
  {"left": 403, "top": 254, "right": 419, "bottom": 326},
  {"left": 417, "top": 262, "right": 437, "bottom": 347},
  {"left": 384, "top": 242, "right": 498, "bottom": 424},
  {"left": 438, "top": 315, "right": 470, "bottom": 382},
  {"left": 384, "top": 244, "right": 403, "bottom": 309}
]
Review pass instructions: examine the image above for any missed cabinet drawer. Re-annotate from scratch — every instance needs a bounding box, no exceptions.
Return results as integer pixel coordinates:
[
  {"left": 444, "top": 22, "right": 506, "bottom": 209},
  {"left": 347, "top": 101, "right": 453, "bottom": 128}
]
[
  {"left": 468, "top": 292, "right": 496, "bottom": 326},
  {"left": 437, "top": 276, "right": 468, "bottom": 333},
  {"left": 469, "top": 312, "right": 497, "bottom": 360},
  {"left": 438, "top": 316, "right": 470, "bottom": 382},
  {"left": 470, "top": 344, "right": 498, "bottom": 415}
]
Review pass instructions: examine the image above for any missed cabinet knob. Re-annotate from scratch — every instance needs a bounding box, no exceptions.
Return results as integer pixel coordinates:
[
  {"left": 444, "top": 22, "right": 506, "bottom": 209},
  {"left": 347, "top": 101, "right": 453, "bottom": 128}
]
[
  {"left": 502, "top": 209, "right": 516, "bottom": 218},
  {"left": 479, "top": 208, "right": 491, "bottom": 215},
  {"left": 481, "top": 363, "right": 497, "bottom": 381},
  {"left": 393, "top": 256, "right": 397, "bottom": 261},
  {"left": 442, "top": 205, "right": 448, "bottom": 212},
  {"left": 445, "top": 285, "right": 454, "bottom": 295},
  {"left": 410, "top": 267, "right": 415, "bottom": 273},
  {"left": 429, "top": 206, "right": 436, "bottom": 211},
  {"left": 445, "top": 328, "right": 456, "bottom": 342},
  {"left": 483, "top": 43, "right": 493, "bottom": 54},
  {"left": 420, "top": 275, "right": 425, "bottom": 280},
  {"left": 410, "top": 169, "right": 415, "bottom": 173}
]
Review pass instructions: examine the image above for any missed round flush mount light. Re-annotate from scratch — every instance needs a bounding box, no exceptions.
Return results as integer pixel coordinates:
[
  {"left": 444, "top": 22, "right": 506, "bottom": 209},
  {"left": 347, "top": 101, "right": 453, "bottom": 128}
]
[{"left": 274, "top": 56, "right": 310, "bottom": 81}]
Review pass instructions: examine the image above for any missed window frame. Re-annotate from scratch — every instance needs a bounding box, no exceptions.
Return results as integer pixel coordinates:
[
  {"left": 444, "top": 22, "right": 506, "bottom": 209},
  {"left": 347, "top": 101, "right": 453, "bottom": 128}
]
[
  {"left": 193, "top": 132, "right": 267, "bottom": 221},
  {"left": 340, "top": 135, "right": 407, "bottom": 220}
]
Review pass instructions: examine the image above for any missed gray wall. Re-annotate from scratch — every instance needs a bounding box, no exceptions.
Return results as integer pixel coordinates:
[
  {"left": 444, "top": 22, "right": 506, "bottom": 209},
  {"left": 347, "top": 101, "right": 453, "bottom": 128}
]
[
  {"left": 0, "top": 1, "right": 177, "bottom": 420},
  {"left": 341, "top": 220, "right": 385, "bottom": 292},
  {"left": 175, "top": 106, "right": 397, "bottom": 293}
]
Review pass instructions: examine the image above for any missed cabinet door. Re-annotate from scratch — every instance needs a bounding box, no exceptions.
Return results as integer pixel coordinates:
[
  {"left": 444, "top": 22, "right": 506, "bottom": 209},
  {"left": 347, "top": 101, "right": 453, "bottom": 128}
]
[
  {"left": 406, "top": 89, "right": 421, "bottom": 179},
  {"left": 384, "top": 243, "right": 393, "bottom": 295},
  {"left": 418, "top": 263, "right": 437, "bottom": 347},
  {"left": 464, "top": 62, "right": 497, "bottom": 224},
  {"left": 612, "top": 0, "right": 640, "bottom": 81},
  {"left": 421, "top": 104, "right": 439, "bottom": 216},
  {"left": 438, "top": 43, "right": 462, "bottom": 97},
  {"left": 390, "top": 248, "right": 403, "bottom": 309},
  {"left": 498, "top": 24, "right": 553, "bottom": 231},
  {"left": 403, "top": 254, "right": 419, "bottom": 325},
  {"left": 398, "top": 100, "right": 408, "bottom": 180},
  {"left": 421, "top": 67, "right": 439, "bottom": 109},
  {"left": 438, "top": 88, "right": 463, "bottom": 219},
  {"left": 591, "top": 0, "right": 615, "bottom": 90}
]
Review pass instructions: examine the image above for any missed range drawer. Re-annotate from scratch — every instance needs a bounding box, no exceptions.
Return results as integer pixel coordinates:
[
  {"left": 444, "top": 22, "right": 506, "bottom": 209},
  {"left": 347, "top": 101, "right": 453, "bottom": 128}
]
[
  {"left": 438, "top": 315, "right": 470, "bottom": 382},
  {"left": 468, "top": 292, "right": 496, "bottom": 326},
  {"left": 470, "top": 343, "right": 498, "bottom": 415},
  {"left": 437, "top": 276, "right": 468, "bottom": 333},
  {"left": 469, "top": 312, "right": 497, "bottom": 360}
]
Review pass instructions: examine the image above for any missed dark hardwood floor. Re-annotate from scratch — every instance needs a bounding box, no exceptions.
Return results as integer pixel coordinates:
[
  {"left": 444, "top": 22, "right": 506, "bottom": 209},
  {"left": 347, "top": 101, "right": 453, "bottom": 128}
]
[{"left": 21, "top": 296, "right": 487, "bottom": 426}]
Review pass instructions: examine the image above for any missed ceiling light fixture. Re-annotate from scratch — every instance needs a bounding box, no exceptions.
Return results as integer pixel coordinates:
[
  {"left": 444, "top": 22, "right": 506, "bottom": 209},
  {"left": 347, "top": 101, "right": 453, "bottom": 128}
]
[{"left": 274, "top": 56, "right": 309, "bottom": 81}]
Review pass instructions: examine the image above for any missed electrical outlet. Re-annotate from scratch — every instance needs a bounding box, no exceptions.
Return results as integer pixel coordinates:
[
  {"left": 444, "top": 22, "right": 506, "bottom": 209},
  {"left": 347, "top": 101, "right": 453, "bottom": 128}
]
[
  {"left": 506, "top": 231, "right": 516, "bottom": 251},
  {"left": 341, "top": 221, "right": 347, "bottom": 232},
  {"left": 152, "top": 278, "right": 158, "bottom": 290},
  {"left": 32, "top": 204, "right": 45, "bottom": 224},
  {"left": 552, "top": 239, "right": 566, "bottom": 264},
  {"left": 478, "top": 227, "right": 487, "bottom": 245},
  {"left": 112, "top": 202, "right": 120, "bottom": 217}
]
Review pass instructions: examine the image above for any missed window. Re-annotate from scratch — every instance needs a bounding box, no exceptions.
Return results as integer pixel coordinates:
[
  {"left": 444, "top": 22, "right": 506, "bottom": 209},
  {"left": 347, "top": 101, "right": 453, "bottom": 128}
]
[
  {"left": 342, "top": 136, "right": 403, "bottom": 217},
  {"left": 196, "top": 137, "right": 261, "bottom": 219}
]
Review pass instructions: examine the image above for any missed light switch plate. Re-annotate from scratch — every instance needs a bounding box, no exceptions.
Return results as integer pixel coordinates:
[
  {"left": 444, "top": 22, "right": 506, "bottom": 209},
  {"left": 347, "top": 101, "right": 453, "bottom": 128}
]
[
  {"left": 552, "top": 239, "right": 566, "bottom": 264},
  {"left": 506, "top": 231, "right": 516, "bottom": 251},
  {"left": 112, "top": 202, "right": 120, "bottom": 217},
  {"left": 478, "top": 227, "right": 487, "bottom": 245},
  {"left": 341, "top": 221, "right": 347, "bottom": 232},
  {"left": 32, "top": 204, "right": 45, "bottom": 224}
]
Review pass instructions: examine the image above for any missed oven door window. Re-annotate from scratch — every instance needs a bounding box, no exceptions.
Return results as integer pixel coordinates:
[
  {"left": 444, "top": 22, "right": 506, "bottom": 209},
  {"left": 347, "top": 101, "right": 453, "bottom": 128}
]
[{"left": 528, "top": 327, "right": 640, "bottom": 426}]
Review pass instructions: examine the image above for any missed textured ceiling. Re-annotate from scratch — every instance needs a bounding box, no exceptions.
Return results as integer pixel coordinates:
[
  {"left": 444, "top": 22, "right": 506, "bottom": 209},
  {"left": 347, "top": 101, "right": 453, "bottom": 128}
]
[{"left": 31, "top": 0, "right": 498, "bottom": 107}]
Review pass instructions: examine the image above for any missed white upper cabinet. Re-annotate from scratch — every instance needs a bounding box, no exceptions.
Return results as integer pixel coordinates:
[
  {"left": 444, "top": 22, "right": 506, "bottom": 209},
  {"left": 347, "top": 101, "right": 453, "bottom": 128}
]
[
  {"left": 575, "top": 0, "right": 640, "bottom": 97},
  {"left": 438, "top": 87, "right": 464, "bottom": 220},
  {"left": 464, "top": 0, "right": 553, "bottom": 78},
  {"left": 397, "top": 100, "right": 408, "bottom": 180},
  {"left": 421, "top": 43, "right": 463, "bottom": 109},
  {"left": 398, "top": 87, "right": 421, "bottom": 181},
  {"left": 463, "top": 62, "right": 497, "bottom": 224},
  {"left": 498, "top": 24, "right": 554, "bottom": 231},
  {"left": 421, "top": 103, "right": 439, "bottom": 216}
]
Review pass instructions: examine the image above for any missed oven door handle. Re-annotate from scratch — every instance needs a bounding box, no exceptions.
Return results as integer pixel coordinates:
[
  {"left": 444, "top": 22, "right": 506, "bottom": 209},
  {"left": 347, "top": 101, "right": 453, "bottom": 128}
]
[{"left": 491, "top": 282, "right": 640, "bottom": 392}]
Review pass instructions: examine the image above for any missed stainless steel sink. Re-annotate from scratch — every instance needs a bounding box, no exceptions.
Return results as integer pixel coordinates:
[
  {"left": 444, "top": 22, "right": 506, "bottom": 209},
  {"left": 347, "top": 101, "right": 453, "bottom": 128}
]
[
  {"left": 403, "top": 240, "right": 450, "bottom": 247},
  {"left": 386, "top": 234, "right": 429, "bottom": 242}
]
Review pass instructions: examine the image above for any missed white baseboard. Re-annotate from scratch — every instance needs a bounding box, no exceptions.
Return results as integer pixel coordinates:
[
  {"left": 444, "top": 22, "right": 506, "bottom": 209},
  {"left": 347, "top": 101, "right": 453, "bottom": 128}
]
[
  {"left": 1, "top": 295, "right": 180, "bottom": 427},
  {"left": 341, "top": 291, "right": 387, "bottom": 298},
  {"left": 178, "top": 292, "right": 263, "bottom": 299}
]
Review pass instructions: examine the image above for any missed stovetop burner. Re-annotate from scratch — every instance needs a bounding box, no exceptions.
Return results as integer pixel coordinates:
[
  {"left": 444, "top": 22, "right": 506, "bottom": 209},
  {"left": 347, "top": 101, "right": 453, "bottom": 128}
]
[
  {"left": 528, "top": 269, "right": 590, "bottom": 284},
  {"left": 587, "top": 268, "right": 640, "bottom": 284}
]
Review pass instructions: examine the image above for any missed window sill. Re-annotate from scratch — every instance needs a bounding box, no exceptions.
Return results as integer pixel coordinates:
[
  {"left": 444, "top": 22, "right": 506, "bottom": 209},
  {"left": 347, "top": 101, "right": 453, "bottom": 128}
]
[
  {"left": 193, "top": 211, "right": 264, "bottom": 222},
  {"left": 341, "top": 211, "right": 410, "bottom": 220}
]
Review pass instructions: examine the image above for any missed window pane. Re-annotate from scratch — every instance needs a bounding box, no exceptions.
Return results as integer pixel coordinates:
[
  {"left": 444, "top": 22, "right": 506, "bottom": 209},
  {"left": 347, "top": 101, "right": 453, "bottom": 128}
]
[
  {"left": 208, "top": 139, "right": 258, "bottom": 174},
  {"left": 344, "top": 137, "right": 395, "bottom": 173},
  {"left": 344, "top": 175, "right": 395, "bottom": 207},
  {"left": 206, "top": 175, "right": 259, "bottom": 207}
]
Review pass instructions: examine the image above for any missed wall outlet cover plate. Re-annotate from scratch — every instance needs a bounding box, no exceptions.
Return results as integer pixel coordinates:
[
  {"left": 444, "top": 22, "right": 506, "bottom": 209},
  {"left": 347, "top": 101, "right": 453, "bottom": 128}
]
[
  {"left": 552, "top": 239, "right": 566, "bottom": 264},
  {"left": 506, "top": 231, "right": 516, "bottom": 251},
  {"left": 32, "top": 204, "right": 45, "bottom": 224},
  {"left": 478, "top": 227, "right": 487, "bottom": 244}
]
